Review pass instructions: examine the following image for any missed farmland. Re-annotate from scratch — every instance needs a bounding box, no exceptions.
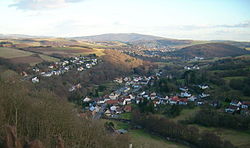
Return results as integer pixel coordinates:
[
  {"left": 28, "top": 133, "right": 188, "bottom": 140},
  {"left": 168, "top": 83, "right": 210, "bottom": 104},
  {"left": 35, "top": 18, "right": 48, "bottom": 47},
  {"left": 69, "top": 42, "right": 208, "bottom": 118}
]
[{"left": 0, "top": 47, "right": 33, "bottom": 58}]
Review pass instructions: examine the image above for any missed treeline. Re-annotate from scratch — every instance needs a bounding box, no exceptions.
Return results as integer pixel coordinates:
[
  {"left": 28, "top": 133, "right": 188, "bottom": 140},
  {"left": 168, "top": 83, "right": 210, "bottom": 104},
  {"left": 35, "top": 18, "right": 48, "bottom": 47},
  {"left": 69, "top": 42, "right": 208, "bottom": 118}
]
[
  {"left": 0, "top": 78, "right": 129, "bottom": 148},
  {"left": 187, "top": 108, "right": 250, "bottom": 130},
  {"left": 132, "top": 110, "right": 235, "bottom": 148}
]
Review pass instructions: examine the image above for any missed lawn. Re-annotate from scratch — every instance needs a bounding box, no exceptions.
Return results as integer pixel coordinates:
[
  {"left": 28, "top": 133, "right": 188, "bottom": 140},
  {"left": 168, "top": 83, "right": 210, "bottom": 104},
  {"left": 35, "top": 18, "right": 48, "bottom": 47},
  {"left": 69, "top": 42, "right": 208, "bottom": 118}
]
[
  {"left": 190, "top": 124, "right": 250, "bottom": 148},
  {"left": 130, "top": 130, "right": 188, "bottom": 148},
  {"left": 0, "top": 47, "right": 33, "bottom": 59}
]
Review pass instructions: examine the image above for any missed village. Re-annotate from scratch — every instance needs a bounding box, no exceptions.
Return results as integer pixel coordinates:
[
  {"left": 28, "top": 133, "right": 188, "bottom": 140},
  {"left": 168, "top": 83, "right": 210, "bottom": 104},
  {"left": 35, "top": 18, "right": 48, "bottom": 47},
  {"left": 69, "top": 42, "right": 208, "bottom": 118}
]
[
  {"left": 79, "top": 70, "right": 250, "bottom": 130},
  {"left": 21, "top": 55, "right": 99, "bottom": 91}
]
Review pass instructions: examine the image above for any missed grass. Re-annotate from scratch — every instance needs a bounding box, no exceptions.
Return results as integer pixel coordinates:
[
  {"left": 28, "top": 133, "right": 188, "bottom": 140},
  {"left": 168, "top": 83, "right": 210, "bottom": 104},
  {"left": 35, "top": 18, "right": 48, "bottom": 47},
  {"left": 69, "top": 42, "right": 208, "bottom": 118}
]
[
  {"left": 39, "top": 54, "right": 60, "bottom": 62},
  {"left": 102, "top": 119, "right": 188, "bottom": 148},
  {"left": 223, "top": 76, "right": 247, "bottom": 81},
  {"left": 171, "top": 107, "right": 200, "bottom": 122},
  {"left": 101, "top": 119, "right": 130, "bottom": 129},
  {"left": 130, "top": 130, "right": 188, "bottom": 148},
  {"left": 190, "top": 124, "right": 250, "bottom": 148},
  {"left": 120, "top": 113, "right": 132, "bottom": 120},
  {"left": 0, "top": 47, "right": 33, "bottom": 59}
]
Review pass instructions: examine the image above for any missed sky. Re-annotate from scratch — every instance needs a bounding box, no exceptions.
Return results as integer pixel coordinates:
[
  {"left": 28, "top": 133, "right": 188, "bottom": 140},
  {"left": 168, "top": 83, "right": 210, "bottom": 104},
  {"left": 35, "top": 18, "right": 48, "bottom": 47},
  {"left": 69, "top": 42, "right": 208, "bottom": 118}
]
[{"left": 0, "top": 0, "right": 250, "bottom": 41}]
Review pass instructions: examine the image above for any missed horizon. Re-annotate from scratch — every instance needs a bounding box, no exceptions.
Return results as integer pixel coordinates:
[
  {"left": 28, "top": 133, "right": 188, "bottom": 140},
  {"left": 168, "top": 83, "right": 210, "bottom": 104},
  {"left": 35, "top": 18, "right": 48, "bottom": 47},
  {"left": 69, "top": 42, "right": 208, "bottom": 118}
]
[
  {"left": 0, "top": 0, "right": 250, "bottom": 41},
  {"left": 1, "top": 32, "right": 250, "bottom": 42}
]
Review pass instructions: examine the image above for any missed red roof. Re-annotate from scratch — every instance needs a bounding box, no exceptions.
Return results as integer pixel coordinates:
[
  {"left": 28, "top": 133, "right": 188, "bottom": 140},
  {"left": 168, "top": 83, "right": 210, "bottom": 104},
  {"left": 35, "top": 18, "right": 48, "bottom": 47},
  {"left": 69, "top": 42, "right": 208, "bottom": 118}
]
[
  {"left": 243, "top": 101, "right": 250, "bottom": 105},
  {"left": 106, "top": 100, "right": 119, "bottom": 105},
  {"left": 124, "top": 105, "right": 132, "bottom": 112},
  {"left": 179, "top": 98, "right": 188, "bottom": 102},
  {"left": 171, "top": 96, "right": 180, "bottom": 101}
]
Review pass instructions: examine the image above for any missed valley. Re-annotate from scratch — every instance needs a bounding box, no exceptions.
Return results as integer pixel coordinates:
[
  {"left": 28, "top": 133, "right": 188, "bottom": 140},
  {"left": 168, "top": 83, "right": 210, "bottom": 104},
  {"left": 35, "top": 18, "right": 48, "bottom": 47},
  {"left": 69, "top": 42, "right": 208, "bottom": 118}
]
[{"left": 0, "top": 34, "right": 250, "bottom": 148}]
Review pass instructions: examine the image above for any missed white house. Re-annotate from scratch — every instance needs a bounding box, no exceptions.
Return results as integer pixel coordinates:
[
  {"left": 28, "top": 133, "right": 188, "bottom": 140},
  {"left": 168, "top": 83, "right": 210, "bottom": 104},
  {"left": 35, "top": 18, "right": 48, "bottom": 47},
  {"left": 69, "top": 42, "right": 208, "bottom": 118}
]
[{"left": 32, "top": 77, "right": 39, "bottom": 83}]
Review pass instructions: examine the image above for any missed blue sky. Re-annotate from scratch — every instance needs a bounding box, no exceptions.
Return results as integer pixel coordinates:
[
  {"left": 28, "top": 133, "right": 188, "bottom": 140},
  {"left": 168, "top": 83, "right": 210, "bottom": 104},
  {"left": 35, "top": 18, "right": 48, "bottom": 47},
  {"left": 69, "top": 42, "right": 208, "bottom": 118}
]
[{"left": 0, "top": 0, "right": 250, "bottom": 41}]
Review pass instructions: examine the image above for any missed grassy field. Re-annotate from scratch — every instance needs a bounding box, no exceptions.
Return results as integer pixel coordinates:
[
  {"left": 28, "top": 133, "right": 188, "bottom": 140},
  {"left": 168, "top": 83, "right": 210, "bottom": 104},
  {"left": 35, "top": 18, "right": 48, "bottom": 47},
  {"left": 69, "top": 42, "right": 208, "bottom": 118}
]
[
  {"left": 101, "top": 119, "right": 188, "bottom": 148},
  {"left": 171, "top": 107, "right": 200, "bottom": 122},
  {"left": 190, "top": 124, "right": 250, "bottom": 148},
  {"left": 130, "top": 130, "right": 188, "bottom": 148},
  {"left": 39, "top": 54, "right": 60, "bottom": 62},
  {"left": 0, "top": 47, "right": 33, "bottom": 59},
  {"left": 74, "top": 48, "right": 106, "bottom": 56}
]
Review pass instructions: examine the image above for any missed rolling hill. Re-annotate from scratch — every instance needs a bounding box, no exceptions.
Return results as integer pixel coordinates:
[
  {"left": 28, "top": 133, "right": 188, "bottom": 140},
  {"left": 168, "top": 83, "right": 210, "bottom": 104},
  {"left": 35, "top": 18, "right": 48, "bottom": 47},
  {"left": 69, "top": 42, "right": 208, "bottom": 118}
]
[{"left": 174, "top": 43, "right": 250, "bottom": 58}]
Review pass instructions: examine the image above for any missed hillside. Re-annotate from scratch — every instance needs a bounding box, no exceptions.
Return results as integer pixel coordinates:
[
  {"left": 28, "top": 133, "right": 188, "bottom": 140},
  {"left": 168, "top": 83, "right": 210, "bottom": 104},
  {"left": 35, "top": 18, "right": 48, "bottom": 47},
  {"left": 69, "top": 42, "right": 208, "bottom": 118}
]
[{"left": 174, "top": 43, "right": 250, "bottom": 58}]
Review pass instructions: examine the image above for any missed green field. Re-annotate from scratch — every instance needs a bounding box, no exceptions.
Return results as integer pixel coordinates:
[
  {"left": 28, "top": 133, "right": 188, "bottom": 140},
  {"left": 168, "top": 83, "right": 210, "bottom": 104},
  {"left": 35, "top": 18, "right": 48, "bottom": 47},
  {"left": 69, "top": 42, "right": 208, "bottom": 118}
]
[
  {"left": 130, "top": 130, "right": 188, "bottom": 148},
  {"left": 191, "top": 124, "right": 250, "bottom": 148},
  {"left": 0, "top": 47, "right": 33, "bottom": 59}
]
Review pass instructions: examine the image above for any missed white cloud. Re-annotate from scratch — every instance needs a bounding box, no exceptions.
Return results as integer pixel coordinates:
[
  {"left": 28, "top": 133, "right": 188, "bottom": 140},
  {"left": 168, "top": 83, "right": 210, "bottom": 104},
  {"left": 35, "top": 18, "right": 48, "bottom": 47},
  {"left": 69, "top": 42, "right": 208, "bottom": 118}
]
[{"left": 10, "top": 0, "right": 85, "bottom": 10}]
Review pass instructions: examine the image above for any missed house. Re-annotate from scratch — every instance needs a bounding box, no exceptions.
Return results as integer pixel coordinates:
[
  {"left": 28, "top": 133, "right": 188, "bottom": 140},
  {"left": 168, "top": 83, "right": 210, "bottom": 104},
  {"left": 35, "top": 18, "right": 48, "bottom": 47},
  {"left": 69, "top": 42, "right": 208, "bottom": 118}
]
[
  {"left": 230, "top": 100, "right": 242, "bottom": 107},
  {"left": 169, "top": 96, "right": 179, "bottom": 105},
  {"left": 116, "top": 108, "right": 123, "bottom": 114},
  {"left": 198, "top": 85, "right": 209, "bottom": 89},
  {"left": 77, "top": 67, "right": 84, "bottom": 71},
  {"left": 242, "top": 101, "right": 250, "bottom": 109},
  {"left": 106, "top": 100, "right": 119, "bottom": 106},
  {"left": 69, "top": 86, "right": 76, "bottom": 92},
  {"left": 110, "top": 105, "right": 117, "bottom": 111},
  {"left": 188, "top": 96, "right": 197, "bottom": 102},
  {"left": 109, "top": 92, "right": 120, "bottom": 100},
  {"left": 199, "top": 93, "right": 210, "bottom": 98},
  {"left": 180, "top": 92, "right": 191, "bottom": 97},
  {"left": 124, "top": 105, "right": 132, "bottom": 112},
  {"left": 179, "top": 98, "right": 188, "bottom": 105},
  {"left": 225, "top": 106, "right": 240, "bottom": 113},
  {"left": 86, "top": 64, "right": 91, "bottom": 69},
  {"left": 83, "top": 97, "right": 92, "bottom": 102},
  {"left": 33, "top": 68, "right": 40, "bottom": 72},
  {"left": 21, "top": 71, "right": 28, "bottom": 77},
  {"left": 105, "top": 110, "right": 111, "bottom": 117},
  {"left": 196, "top": 99, "right": 205, "bottom": 105},
  {"left": 32, "top": 77, "right": 39, "bottom": 83},
  {"left": 42, "top": 72, "right": 53, "bottom": 77},
  {"left": 179, "top": 87, "right": 188, "bottom": 92},
  {"left": 114, "top": 78, "right": 123, "bottom": 83},
  {"left": 48, "top": 65, "right": 54, "bottom": 69},
  {"left": 184, "top": 66, "right": 191, "bottom": 70},
  {"left": 89, "top": 106, "right": 95, "bottom": 112},
  {"left": 150, "top": 92, "right": 157, "bottom": 100}
]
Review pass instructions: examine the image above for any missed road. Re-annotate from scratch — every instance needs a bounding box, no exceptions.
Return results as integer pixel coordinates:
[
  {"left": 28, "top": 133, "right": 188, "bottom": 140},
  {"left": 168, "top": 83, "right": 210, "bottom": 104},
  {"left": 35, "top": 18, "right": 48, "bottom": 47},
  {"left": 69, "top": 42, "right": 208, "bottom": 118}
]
[{"left": 93, "top": 104, "right": 107, "bottom": 120}]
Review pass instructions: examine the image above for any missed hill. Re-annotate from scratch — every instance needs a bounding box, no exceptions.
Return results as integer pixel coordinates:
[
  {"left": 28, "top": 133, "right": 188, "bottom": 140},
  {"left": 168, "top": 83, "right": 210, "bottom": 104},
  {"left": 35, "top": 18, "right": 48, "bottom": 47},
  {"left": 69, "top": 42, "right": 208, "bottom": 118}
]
[
  {"left": 73, "top": 33, "right": 166, "bottom": 42},
  {"left": 174, "top": 43, "right": 250, "bottom": 58}
]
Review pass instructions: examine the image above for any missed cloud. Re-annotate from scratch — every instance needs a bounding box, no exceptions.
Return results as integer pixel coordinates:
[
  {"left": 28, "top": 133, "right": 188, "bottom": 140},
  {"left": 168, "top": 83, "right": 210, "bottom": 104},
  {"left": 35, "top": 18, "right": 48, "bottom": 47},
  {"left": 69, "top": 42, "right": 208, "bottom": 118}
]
[{"left": 9, "top": 0, "right": 85, "bottom": 10}]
